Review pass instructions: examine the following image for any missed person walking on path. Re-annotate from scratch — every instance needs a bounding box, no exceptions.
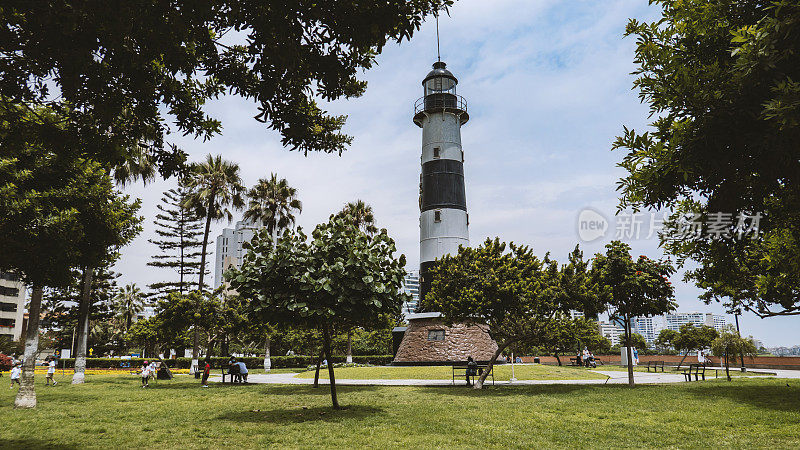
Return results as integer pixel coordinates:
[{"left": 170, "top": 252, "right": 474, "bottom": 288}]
[
  {"left": 201, "top": 357, "right": 211, "bottom": 387},
  {"left": 140, "top": 361, "right": 151, "bottom": 388},
  {"left": 45, "top": 357, "right": 58, "bottom": 386},
  {"left": 9, "top": 362, "right": 21, "bottom": 389}
]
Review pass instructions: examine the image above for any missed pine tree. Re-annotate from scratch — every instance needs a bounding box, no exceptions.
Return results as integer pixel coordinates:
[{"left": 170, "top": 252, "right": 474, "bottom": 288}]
[{"left": 147, "top": 182, "right": 206, "bottom": 299}]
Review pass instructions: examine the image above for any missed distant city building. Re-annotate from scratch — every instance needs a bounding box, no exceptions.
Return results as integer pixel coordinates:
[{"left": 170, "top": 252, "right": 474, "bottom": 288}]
[
  {"left": 598, "top": 321, "right": 625, "bottom": 346},
  {"left": 631, "top": 316, "right": 664, "bottom": 344},
  {"left": 134, "top": 306, "right": 157, "bottom": 323},
  {"left": 663, "top": 312, "right": 726, "bottom": 333},
  {"left": 214, "top": 220, "right": 258, "bottom": 289},
  {"left": 570, "top": 310, "right": 585, "bottom": 320},
  {"left": 0, "top": 271, "right": 26, "bottom": 341},
  {"left": 402, "top": 270, "right": 420, "bottom": 318}
]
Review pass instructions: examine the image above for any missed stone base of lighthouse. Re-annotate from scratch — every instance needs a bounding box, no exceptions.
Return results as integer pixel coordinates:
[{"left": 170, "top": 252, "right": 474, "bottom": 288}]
[{"left": 392, "top": 313, "right": 500, "bottom": 365}]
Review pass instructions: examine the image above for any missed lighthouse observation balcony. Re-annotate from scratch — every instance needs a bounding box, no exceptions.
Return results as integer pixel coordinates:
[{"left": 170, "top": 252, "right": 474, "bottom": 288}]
[{"left": 413, "top": 93, "right": 469, "bottom": 127}]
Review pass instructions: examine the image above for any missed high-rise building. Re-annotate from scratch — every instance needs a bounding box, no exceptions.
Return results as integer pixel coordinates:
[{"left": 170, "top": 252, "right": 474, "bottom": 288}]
[
  {"left": 630, "top": 316, "right": 665, "bottom": 344},
  {"left": 401, "top": 270, "right": 420, "bottom": 317},
  {"left": 0, "top": 271, "right": 26, "bottom": 341},
  {"left": 415, "top": 60, "right": 470, "bottom": 300},
  {"left": 664, "top": 312, "right": 726, "bottom": 332},
  {"left": 214, "top": 220, "right": 258, "bottom": 289},
  {"left": 598, "top": 321, "right": 625, "bottom": 346}
]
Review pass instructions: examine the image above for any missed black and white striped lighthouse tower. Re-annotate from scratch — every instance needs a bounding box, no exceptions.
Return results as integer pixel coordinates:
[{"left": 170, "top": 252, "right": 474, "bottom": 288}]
[{"left": 413, "top": 60, "right": 470, "bottom": 300}]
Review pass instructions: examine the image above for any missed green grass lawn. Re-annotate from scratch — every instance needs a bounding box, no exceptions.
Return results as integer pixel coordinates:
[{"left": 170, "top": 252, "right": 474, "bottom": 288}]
[
  {"left": 1, "top": 374, "right": 797, "bottom": 448},
  {"left": 293, "top": 364, "right": 606, "bottom": 381}
]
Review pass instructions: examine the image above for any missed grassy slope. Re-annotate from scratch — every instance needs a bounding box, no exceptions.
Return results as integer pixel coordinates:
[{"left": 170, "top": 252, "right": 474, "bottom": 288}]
[
  {"left": 294, "top": 364, "right": 607, "bottom": 381},
  {"left": 1, "top": 374, "right": 798, "bottom": 448}
]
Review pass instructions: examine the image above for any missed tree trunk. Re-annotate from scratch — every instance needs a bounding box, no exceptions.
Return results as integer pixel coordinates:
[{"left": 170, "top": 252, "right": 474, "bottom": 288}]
[
  {"left": 313, "top": 353, "right": 323, "bottom": 388},
  {"left": 474, "top": 339, "right": 512, "bottom": 389},
  {"left": 677, "top": 352, "right": 689, "bottom": 369},
  {"left": 15, "top": 285, "right": 43, "bottom": 409},
  {"left": 554, "top": 352, "right": 562, "bottom": 366},
  {"left": 346, "top": 330, "right": 352, "bottom": 364},
  {"left": 263, "top": 334, "right": 271, "bottom": 371},
  {"left": 625, "top": 316, "right": 635, "bottom": 387},
  {"left": 192, "top": 192, "right": 215, "bottom": 373},
  {"left": 321, "top": 322, "right": 339, "bottom": 409},
  {"left": 73, "top": 267, "right": 94, "bottom": 384},
  {"left": 725, "top": 351, "right": 731, "bottom": 381}
]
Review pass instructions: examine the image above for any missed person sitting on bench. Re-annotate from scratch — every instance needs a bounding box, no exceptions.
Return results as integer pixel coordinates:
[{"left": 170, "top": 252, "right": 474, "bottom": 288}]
[{"left": 466, "top": 356, "right": 477, "bottom": 386}]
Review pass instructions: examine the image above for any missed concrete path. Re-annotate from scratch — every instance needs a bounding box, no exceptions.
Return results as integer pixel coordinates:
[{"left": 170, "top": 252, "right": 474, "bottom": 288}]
[{"left": 210, "top": 367, "right": 800, "bottom": 387}]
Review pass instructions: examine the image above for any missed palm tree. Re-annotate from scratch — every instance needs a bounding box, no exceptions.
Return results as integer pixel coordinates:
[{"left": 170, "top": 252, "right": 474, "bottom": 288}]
[
  {"left": 182, "top": 154, "right": 245, "bottom": 370},
  {"left": 336, "top": 200, "right": 377, "bottom": 363},
  {"left": 243, "top": 174, "right": 302, "bottom": 370},
  {"left": 115, "top": 283, "right": 145, "bottom": 332},
  {"left": 337, "top": 199, "right": 378, "bottom": 235}
]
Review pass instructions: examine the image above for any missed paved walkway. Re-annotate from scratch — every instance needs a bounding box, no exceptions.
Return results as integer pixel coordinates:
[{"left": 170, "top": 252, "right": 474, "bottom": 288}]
[{"left": 211, "top": 367, "right": 800, "bottom": 387}]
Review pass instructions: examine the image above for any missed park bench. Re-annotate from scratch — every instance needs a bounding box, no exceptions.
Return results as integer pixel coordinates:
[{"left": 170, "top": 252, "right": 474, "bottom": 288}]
[
  {"left": 222, "top": 363, "right": 241, "bottom": 383},
  {"left": 569, "top": 357, "right": 581, "bottom": 366},
  {"left": 646, "top": 360, "right": 665, "bottom": 372},
  {"left": 452, "top": 365, "right": 494, "bottom": 386},
  {"left": 682, "top": 363, "right": 706, "bottom": 381}
]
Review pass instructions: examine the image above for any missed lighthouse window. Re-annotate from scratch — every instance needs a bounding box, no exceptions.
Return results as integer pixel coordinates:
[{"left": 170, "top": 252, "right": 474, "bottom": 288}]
[
  {"left": 434, "top": 210, "right": 442, "bottom": 222},
  {"left": 428, "top": 330, "right": 445, "bottom": 341},
  {"left": 433, "top": 147, "right": 440, "bottom": 159}
]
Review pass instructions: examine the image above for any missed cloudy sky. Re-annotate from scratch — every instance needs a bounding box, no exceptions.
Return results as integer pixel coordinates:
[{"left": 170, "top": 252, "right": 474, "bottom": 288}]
[{"left": 117, "top": 0, "right": 798, "bottom": 347}]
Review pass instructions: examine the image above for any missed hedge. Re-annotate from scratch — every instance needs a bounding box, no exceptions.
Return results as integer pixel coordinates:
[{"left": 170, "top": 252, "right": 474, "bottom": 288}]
[{"left": 54, "top": 355, "right": 394, "bottom": 369}]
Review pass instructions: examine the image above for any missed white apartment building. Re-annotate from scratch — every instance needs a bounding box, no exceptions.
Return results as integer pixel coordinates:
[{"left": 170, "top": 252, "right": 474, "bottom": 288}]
[
  {"left": 402, "top": 270, "right": 420, "bottom": 318},
  {"left": 598, "top": 321, "right": 625, "bottom": 346},
  {"left": 0, "top": 271, "right": 26, "bottom": 341},
  {"left": 214, "top": 220, "right": 258, "bottom": 289},
  {"left": 631, "top": 316, "right": 665, "bottom": 344},
  {"left": 664, "top": 312, "right": 726, "bottom": 333}
]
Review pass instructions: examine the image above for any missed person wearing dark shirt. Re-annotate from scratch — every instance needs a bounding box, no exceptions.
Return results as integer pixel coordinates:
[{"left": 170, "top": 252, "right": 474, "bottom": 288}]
[{"left": 466, "top": 356, "right": 478, "bottom": 386}]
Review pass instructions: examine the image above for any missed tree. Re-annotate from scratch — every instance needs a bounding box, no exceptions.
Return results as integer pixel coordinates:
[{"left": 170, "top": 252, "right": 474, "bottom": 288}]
[
  {"left": 538, "top": 317, "right": 610, "bottom": 365},
  {"left": 242, "top": 174, "right": 303, "bottom": 370},
  {"left": 629, "top": 333, "right": 647, "bottom": 352},
  {"left": 421, "top": 238, "right": 572, "bottom": 389},
  {"left": 614, "top": 0, "right": 800, "bottom": 318},
  {"left": 336, "top": 200, "right": 378, "bottom": 235},
  {"left": 654, "top": 328, "right": 679, "bottom": 354},
  {"left": 147, "top": 182, "right": 205, "bottom": 299},
  {"left": 228, "top": 214, "right": 407, "bottom": 408},
  {"left": 71, "top": 186, "right": 142, "bottom": 384},
  {"left": 1, "top": 1, "right": 451, "bottom": 177},
  {"left": 114, "top": 284, "right": 146, "bottom": 333},
  {"left": 673, "top": 324, "right": 718, "bottom": 368},
  {"left": 1, "top": 113, "right": 113, "bottom": 407},
  {"left": 183, "top": 155, "right": 245, "bottom": 371},
  {"left": 712, "top": 325, "right": 758, "bottom": 381},
  {"left": 335, "top": 200, "right": 378, "bottom": 362},
  {"left": 589, "top": 241, "right": 676, "bottom": 386}
]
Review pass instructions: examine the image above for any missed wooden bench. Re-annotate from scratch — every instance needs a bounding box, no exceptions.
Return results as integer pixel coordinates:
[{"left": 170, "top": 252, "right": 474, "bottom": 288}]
[
  {"left": 452, "top": 365, "right": 494, "bottom": 386},
  {"left": 682, "top": 363, "right": 706, "bottom": 381},
  {"left": 646, "top": 360, "right": 665, "bottom": 372},
  {"left": 569, "top": 357, "right": 581, "bottom": 366}
]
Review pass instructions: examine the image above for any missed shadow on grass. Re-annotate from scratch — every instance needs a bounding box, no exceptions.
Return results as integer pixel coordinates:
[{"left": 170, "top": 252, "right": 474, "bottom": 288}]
[
  {"left": 415, "top": 383, "right": 612, "bottom": 398},
  {"left": 217, "top": 404, "right": 384, "bottom": 424},
  {"left": 255, "top": 384, "right": 383, "bottom": 396},
  {"left": 684, "top": 381, "right": 800, "bottom": 412},
  {"left": 2, "top": 438, "right": 77, "bottom": 450}
]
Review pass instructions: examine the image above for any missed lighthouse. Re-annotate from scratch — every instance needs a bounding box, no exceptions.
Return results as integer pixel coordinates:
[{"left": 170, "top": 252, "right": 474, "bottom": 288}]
[
  {"left": 393, "top": 60, "right": 498, "bottom": 365},
  {"left": 413, "top": 61, "right": 470, "bottom": 301}
]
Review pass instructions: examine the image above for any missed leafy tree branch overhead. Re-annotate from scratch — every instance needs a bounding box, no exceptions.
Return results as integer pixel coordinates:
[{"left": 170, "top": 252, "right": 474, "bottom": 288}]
[{"left": 0, "top": 0, "right": 454, "bottom": 176}]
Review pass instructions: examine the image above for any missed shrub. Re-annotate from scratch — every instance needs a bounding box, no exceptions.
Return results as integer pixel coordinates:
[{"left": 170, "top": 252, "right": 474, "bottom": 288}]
[
  {"left": 54, "top": 355, "right": 394, "bottom": 369},
  {"left": 0, "top": 353, "right": 12, "bottom": 371}
]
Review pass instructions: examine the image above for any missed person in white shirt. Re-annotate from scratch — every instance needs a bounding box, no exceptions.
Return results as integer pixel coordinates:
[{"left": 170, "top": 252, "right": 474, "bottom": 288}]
[
  {"left": 9, "top": 363, "right": 21, "bottom": 389},
  {"left": 148, "top": 361, "right": 157, "bottom": 382},
  {"left": 140, "top": 361, "right": 151, "bottom": 388},
  {"left": 45, "top": 357, "right": 58, "bottom": 386},
  {"left": 237, "top": 361, "right": 248, "bottom": 383}
]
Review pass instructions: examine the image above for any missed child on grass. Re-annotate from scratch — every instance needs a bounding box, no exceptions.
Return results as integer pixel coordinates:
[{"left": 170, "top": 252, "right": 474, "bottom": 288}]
[
  {"left": 9, "top": 362, "right": 21, "bottom": 389},
  {"left": 140, "top": 361, "right": 150, "bottom": 388},
  {"left": 45, "top": 357, "right": 58, "bottom": 386}
]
